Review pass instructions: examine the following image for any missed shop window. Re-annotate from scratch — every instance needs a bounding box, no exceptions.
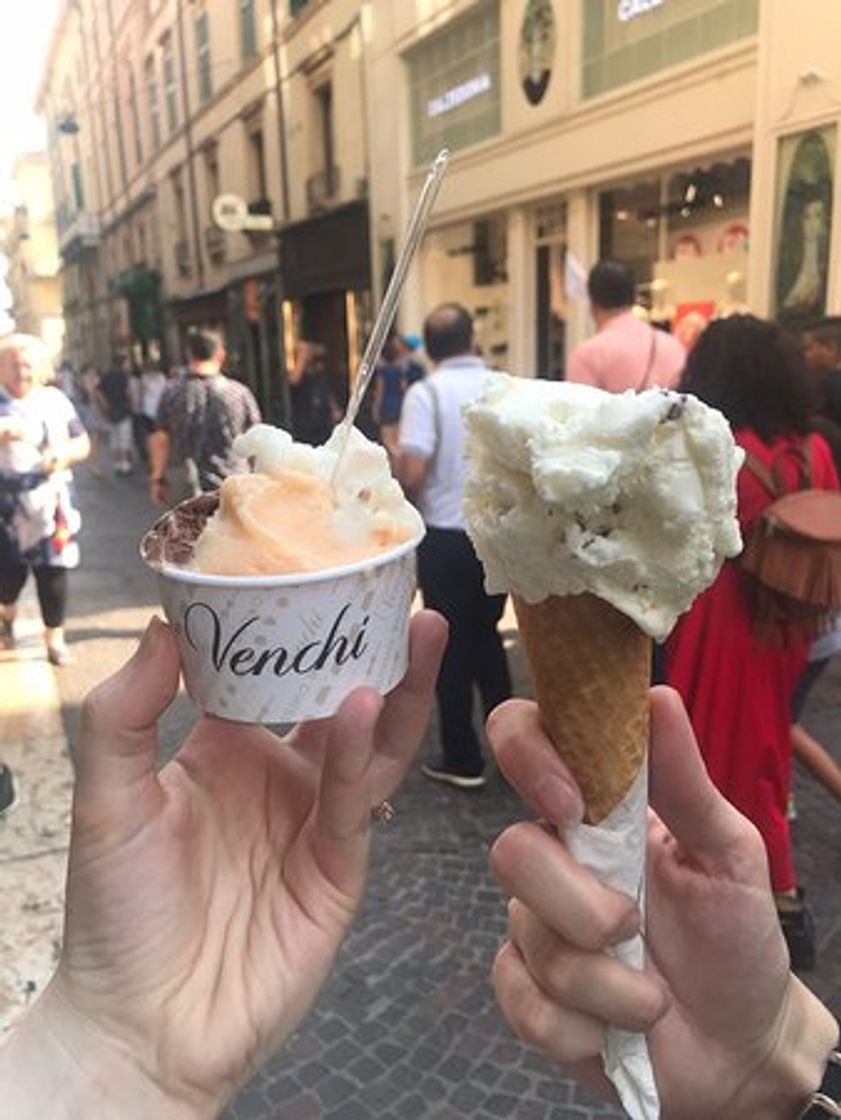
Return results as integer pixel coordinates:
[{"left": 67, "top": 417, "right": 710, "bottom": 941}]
[
  {"left": 473, "top": 218, "right": 507, "bottom": 286},
  {"left": 582, "top": 0, "right": 759, "bottom": 99},
  {"left": 599, "top": 179, "right": 660, "bottom": 290},
  {"left": 773, "top": 126, "right": 835, "bottom": 326},
  {"left": 599, "top": 155, "right": 751, "bottom": 319},
  {"left": 407, "top": 1, "right": 501, "bottom": 167}
]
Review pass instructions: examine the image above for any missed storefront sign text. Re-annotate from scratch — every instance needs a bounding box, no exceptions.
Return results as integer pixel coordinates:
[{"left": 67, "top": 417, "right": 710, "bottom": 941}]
[
  {"left": 617, "top": 0, "right": 664, "bottom": 21},
  {"left": 427, "top": 73, "right": 492, "bottom": 118}
]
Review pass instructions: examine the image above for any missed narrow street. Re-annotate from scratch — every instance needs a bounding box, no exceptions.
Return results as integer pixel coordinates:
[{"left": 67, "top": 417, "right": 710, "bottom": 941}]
[{"left": 3, "top": 461, "right": 841, "bottom": 1118}]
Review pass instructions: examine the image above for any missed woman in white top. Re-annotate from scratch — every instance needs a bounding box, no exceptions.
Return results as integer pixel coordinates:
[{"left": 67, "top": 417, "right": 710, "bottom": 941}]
[{"left": 0, "top": 334, "right": 90, "bottom": 664}]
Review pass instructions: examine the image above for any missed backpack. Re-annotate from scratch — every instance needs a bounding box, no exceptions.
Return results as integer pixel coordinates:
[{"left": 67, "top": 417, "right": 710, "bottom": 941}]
[{"left": 740, "top": 435, "right": 841, "bottom": 645}]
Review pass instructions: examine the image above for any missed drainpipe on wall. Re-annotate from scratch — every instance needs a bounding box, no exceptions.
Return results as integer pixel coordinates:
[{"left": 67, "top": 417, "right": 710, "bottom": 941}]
[
  {"left": 270, "top": 0, "right": 292, "bottom": 427},
  {"left": 175, "top": 0, "right": 205, "bottom": 293}
]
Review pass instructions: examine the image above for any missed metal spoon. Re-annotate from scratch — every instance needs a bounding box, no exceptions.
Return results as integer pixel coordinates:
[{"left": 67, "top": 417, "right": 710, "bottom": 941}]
[{"left": 331, "top": 148, "right": 450, "bottom": 481}]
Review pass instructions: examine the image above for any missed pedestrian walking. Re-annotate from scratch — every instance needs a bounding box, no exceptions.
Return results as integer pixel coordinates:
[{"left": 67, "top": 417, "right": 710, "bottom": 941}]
[
  {"left": 398, "top": 302, "right": 512, "bottom": 789},
  {"left": 372, "top": 335, "right": 411, "bottom": 459},
  {"left": 566, "top": 259, "right": 686, "bottom": 390},
  {"left": 0, "top": 333, "right": 90, "bottom": 666},
  {"left": 76, "top": 364, "right": 107, "bottom": 477},
  {"left": 148, "top": 327, "right": 261, "bottom": 504},
  {"left": 663, "top": 314, "right": 839, "bottom": 970},
  {"left": 134, "top": 362, "right": 167, "bottom": 469},
  {"left": 288, "top": 340, "right": 338, "bottom": 447},
  {"left": 97, "top": 358, "right": 134, "bottom": 476}
]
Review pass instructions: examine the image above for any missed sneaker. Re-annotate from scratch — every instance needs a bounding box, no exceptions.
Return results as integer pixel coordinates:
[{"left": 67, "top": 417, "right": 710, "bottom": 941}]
[
  {"left": 777, "top": 890, "right": 817, "bottom": 972},
  {"left": 421, "top": 761, "right": 487, "bottom": 790},
  {"left": 0, "top": 765, "right": 17, "bottom": 817},
  {"left": 46, "top": 643, "right": 73, "bottom": 667}
]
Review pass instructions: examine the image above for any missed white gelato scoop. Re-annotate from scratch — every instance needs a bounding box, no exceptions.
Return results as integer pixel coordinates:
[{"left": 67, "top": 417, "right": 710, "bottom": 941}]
[{"left": 463, "top": 375, "right": 743, "bottom": 641}]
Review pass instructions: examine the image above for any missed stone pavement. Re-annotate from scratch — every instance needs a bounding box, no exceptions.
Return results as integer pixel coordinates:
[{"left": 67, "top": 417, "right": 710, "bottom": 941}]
[
  {"left": 0, "top": 595, "right": 72, "bottom": 1038},
  {"left": 2, "top": 465, "right": 841, "bottom": 1118}
]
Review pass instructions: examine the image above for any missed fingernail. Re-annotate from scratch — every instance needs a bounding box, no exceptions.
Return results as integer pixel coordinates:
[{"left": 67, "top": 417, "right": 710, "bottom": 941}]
[{"left": 532, "top": 773, "right": 584, "bottom": 825}]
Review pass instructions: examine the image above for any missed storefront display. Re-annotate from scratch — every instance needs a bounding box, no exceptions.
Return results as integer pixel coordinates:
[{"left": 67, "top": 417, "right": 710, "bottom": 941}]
[
  {"left": 421, "top": 212, "right": 509, "bottom": 366},
  {"left": 599, "top": 154, "right": 751, "bottom": 321},
  {"left": 773, "top": 125, "right": 835, "bottom": 326}
]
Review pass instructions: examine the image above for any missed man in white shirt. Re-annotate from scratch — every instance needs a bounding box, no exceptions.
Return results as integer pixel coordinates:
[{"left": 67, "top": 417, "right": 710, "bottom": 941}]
[{"left": 398, "top": 304, "right": 512, "bottom": 789}]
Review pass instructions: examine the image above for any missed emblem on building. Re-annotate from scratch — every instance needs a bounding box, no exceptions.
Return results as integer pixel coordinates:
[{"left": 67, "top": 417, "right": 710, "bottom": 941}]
[{"left": 519, "top": 0, "right": 556, "bottom": 106}]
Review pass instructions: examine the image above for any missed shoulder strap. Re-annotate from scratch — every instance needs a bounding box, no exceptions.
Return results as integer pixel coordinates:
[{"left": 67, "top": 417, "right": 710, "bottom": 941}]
[
  {"left": 744, "top": 437, "right": 815, "bottom": 499},
  {"left": 743, "top": 452, "right": 779, "bottom": 498},
  {"left": 424, "top": 379, "right": 442, "bottom": 470},
  {"left": 636, "top": 329, "right": 658, "bottom": 392}
]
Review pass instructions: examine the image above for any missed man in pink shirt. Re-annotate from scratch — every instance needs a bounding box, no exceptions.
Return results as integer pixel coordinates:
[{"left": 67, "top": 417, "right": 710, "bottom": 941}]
[{"left": 567, "top": 260, "right": 686, "bottom": 391}]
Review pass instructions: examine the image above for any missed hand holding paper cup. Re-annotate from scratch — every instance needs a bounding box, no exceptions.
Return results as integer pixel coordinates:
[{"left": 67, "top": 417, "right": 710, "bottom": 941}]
[
  {"left": 142, "top": 150, "right": 449, "bottom": 725},
  {"left": 463, "top": 376, "right": 743, "bottom": 1120},
  {"left": 141, "top": 425, "right": 424, "bottom": 723}
]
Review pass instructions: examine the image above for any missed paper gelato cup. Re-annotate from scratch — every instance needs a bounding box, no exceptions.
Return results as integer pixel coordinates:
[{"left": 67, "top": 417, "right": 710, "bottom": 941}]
[{"left": 141, "top": 494, "right": 424, "bottom": 723}]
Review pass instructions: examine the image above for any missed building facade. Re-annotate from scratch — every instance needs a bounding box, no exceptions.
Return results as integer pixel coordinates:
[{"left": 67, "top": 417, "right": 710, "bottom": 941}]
[
  {"left": 370, "top": 0, "right": 760, "bottom": 377},
  {"left": 36, "top": 0, "right": 841, "bottom": 405},
  {"left": 1, "top": 154, "right": 64, "bottom": 360},
  {"left": 370, "top": 0, "right": 841, "bottom": 375},
  {"left": 37, "top": 0, "right": 374, "bottom": 424}
]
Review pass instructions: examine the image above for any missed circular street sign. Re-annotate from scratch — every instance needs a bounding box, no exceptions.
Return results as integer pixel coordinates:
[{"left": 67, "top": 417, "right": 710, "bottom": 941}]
[{"left": 212, "top": 193, "right": 249, "bottom": 231}]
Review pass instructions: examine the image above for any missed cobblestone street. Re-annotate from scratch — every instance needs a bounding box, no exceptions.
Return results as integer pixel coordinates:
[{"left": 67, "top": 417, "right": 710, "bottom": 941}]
[{"left": 3, "top": 465, "right": 841, "bottom": 1118}]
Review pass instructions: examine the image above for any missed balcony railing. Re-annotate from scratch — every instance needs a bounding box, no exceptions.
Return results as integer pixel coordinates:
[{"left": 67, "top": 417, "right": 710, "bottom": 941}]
[
  {"left": 305, "top": 166, "right": 341, "bottom": 213},
  {"left": 58, "top": 210, "right": 101, "bottom": 258}
]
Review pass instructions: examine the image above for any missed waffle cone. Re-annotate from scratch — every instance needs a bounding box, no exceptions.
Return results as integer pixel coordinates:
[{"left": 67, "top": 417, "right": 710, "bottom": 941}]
[{"left": 513, "top": 593, "right": 651, "bottom": 824}]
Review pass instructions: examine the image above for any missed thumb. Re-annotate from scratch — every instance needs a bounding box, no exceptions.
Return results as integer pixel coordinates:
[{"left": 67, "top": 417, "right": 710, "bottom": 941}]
[
  {"left": 648, "top": 686, "right": 751, "bottom": 867},
  {"left": 75, "top": 617, "right": 181, "bottom": 822}
]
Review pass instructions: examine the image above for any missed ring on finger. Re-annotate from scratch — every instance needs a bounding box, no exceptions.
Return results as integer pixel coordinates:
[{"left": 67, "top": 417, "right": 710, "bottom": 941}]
[{"left": 370, "top": 799, "right": 396, "bottom": 825}]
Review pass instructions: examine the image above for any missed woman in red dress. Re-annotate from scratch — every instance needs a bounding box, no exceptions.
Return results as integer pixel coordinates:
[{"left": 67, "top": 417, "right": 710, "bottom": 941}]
[{"left": 665, "top": 315, "right": 838, "bottom": 968}]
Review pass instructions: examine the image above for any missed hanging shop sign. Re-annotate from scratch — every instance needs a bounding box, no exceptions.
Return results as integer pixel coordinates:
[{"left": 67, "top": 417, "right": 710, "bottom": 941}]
[
  {"left": 519, "top": 0, "right": 556, "bottom": 106},
  {"left": 212, "top": 193, "right": 275, "bottom": 233}
]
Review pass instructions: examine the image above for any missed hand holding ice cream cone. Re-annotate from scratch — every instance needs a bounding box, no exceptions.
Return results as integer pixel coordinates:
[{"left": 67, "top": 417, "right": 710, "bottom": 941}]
[
  {"left": 487, "top": 690, "right": 839, "bottom": 1120},
  {"left": 464, "top": 375, "right": 743, "bottom": 1117}
]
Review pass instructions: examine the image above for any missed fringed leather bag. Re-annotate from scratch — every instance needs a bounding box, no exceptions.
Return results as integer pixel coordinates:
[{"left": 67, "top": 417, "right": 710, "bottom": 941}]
[{"left": 740, "top": 436, "right": 841, "bottom": 645}]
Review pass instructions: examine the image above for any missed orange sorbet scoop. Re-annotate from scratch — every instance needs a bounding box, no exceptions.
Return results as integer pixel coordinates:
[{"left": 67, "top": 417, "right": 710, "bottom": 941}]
[{"left": 190, "top": 469, "right": 415, "bottom": 576}]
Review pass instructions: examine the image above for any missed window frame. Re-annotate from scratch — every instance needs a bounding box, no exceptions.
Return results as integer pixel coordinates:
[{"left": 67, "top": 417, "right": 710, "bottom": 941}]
[
  {"left": 145, "top": 56, "right": 162, "bottom": 152},
  {"left": 240, "top": 0, "right": 258, "bottom": 62},
  {"left": 162, "top": 33, "right": 179, "bottom": 134}
]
